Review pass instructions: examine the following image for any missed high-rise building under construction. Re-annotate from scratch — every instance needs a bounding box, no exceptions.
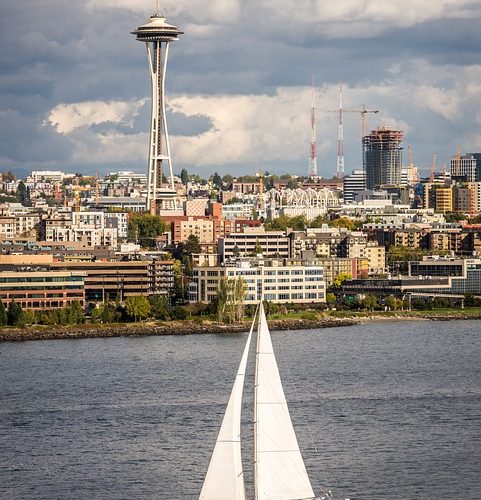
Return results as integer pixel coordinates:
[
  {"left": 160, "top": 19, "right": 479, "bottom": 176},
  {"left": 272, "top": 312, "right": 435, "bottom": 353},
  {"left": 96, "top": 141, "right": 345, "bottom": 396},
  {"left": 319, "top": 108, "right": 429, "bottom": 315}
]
[{"left": 363, "top": 127, "right": 403, "bottom": 190}]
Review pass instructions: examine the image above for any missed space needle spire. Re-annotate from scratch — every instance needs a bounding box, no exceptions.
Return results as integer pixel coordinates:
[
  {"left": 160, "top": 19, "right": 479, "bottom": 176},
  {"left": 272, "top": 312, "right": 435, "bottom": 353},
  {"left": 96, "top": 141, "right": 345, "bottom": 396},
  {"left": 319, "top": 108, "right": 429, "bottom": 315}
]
[{"left": 132, "top": 8, "right": 183, "bottom": 214}]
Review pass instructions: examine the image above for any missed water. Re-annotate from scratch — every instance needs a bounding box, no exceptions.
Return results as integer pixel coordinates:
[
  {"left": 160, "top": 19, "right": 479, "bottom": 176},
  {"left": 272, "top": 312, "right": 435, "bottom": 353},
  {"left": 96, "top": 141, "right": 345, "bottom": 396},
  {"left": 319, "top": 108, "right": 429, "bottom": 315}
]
[{"left": 1, "top": 320, "right": 481, "bottom": 500}]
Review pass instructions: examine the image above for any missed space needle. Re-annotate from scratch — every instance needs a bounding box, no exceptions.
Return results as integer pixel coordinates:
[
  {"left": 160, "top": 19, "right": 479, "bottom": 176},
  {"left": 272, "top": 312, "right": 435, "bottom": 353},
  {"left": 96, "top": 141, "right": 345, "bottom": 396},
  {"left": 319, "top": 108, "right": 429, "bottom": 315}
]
[{"left": 132, "top": 4, "right": 183, "bottom": 214}]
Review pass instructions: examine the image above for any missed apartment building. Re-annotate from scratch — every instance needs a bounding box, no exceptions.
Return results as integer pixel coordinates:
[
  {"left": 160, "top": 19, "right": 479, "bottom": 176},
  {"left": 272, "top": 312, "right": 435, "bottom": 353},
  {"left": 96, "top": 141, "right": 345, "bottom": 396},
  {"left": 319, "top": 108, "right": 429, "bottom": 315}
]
[{"left": 218, "top": 229, "right": 290, "bottom": 262}]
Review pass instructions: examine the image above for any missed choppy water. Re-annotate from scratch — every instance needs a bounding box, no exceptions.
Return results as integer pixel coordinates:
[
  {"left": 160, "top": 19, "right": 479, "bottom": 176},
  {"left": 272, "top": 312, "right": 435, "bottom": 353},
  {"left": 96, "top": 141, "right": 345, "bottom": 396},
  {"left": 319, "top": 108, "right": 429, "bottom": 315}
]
[{"left": 1, "top": 320, "right": 480, "bottom": 500}]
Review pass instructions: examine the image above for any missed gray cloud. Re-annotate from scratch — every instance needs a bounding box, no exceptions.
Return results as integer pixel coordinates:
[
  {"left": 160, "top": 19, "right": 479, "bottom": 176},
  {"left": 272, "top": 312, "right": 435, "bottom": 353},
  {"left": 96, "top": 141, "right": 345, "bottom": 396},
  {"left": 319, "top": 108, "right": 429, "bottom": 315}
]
[{"left": 1, "top": 0, "right": 481, "bottom": 178}]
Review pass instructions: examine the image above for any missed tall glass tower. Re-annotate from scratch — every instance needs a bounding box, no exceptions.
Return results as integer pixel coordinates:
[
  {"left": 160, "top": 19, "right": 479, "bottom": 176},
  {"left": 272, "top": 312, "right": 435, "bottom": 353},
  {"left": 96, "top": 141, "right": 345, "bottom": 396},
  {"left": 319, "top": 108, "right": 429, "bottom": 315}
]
[{"left": 132, "top": 12, "right": 183, "bottom": 214}]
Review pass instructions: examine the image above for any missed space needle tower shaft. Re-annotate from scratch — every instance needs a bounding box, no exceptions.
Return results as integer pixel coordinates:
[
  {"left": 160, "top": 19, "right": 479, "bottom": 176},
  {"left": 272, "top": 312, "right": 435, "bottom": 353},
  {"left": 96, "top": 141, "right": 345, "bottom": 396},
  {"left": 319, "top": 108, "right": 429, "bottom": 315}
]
[{"left": 132, "top": 8, "right": 183, "bottom": 214}]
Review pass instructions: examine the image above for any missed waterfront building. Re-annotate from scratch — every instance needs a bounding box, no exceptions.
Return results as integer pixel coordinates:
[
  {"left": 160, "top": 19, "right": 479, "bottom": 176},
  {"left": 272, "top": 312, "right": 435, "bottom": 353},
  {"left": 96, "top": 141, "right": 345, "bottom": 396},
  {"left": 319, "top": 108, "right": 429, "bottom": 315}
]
[
  {"left": 51, "top": 259, "right": 174, "bottom": 302},
  {"left": 0, "top": 258, "right": 86, "bottom": 310},
  {"left": 363, "top": 127, "right": 404, "bottom": 190},
  {"left": 189, "top": 258, "right": 326, "bottom": 304},
  {"left": 132, "top": 11, "right": 183, "bottom": 213}
]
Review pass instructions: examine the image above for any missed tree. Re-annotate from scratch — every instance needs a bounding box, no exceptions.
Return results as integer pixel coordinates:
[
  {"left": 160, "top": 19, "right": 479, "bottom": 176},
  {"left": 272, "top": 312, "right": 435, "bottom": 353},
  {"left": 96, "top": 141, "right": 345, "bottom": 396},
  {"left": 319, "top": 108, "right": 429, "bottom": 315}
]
[
  {"left": 0, "top": 299, "right": 7, "bottom": 326},
  {"left": 91, "top": 302, "right": 117, "bottom": 323},
  {"left": 7, "top": 299, "right": 23, "bottom": 326},
  {"left": 67, "top": 301, "right": 85, "bottom": 324},
  {"left": 251, "top": 239, "right": 263, "bottom": 256},
  {"left": 326, "top": 292, "right": 337, "bottom": 306},
  {"left": 125, "top": 296, "right": 151, "bottom": 322},
  {"left": 149, "top": 295, "right": 170, "bottom": 320},
  {"left": 332, "top": 272, "right": 352, "bottom": 289},
  {"left": 128, "top": 212, "right": 168, "bottom": 248},
  {"left": 385, "top": 295, "right": 403, "bottom": 311},
  {"left": 184, "top": 234, "right": 201, "bottom": 255},
  {"left": 215, "top": 277, "right": 247, "bottom": 323},
  {"left": 1, "top": 171, "right": 16, "bottom": 182},
  {"left": 222, "top": 174, "right": 233, "bottom": 188},
  {"left": 264, "top": 215, "right": 307, "bottom": 231},
  {"left": 180, "top": 168, "right": 189, "bottom": 186},
  {"left": 331, "top": 217, "right": 356, "bottom": 231},
  {"left": 211, "top": 172, "right": 222, "bottom": 190},
  {"left": 309, "top": 215, "right": 329, "bottom": 228},
  {"left": 361, "top": 294, "right": 378, "bottom": 311},
  {"left": 387, "top": 246, "right": 429, "bottom": 274},
  {"left": 16, "top": 181, "right": 31, "bottom": 206}
]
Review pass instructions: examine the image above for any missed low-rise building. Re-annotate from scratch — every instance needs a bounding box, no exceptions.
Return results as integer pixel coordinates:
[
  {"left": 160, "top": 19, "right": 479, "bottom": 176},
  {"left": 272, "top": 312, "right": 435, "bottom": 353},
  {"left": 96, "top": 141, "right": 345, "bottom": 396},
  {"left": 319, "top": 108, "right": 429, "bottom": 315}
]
[{"left": 0, "top": 269, "right": 85, "bottom": 309}]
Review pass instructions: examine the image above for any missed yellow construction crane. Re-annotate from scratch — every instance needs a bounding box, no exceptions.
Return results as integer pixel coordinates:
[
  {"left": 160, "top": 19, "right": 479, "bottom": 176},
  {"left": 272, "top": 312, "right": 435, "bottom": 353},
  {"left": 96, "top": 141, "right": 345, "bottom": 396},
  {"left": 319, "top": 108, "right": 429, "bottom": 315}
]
[
  {"left": 72, "top": 185, "right": 91, "bottom": 212},
  {"left": 327, "top": 105, "right": 379, "bottom": 139},
  {"left": 256, "top": 168, "right": 265, "bottom": 211}
]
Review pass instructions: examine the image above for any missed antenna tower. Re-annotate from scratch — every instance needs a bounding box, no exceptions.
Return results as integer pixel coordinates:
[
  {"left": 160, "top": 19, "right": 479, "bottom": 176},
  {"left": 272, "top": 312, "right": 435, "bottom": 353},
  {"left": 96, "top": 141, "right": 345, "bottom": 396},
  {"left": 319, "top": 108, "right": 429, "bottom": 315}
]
[
  {"left": 308, "top": 77, "right": 318, "bottom": 178},
  {"left": 337, "top": 84, "right": 345, "bottom": 178}
]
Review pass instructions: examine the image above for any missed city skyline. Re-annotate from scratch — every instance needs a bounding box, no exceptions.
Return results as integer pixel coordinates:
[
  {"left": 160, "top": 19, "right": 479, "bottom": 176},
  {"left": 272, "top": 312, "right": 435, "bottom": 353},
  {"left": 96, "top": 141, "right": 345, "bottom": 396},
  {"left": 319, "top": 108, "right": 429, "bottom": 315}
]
[{"left": 1, "top": 1, "right": 481, "bottom": 179}]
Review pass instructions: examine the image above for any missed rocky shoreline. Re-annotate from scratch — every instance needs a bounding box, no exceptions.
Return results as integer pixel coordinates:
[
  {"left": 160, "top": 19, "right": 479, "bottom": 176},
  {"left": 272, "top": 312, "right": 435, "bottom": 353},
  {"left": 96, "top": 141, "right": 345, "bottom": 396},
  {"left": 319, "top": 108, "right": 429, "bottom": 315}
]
[
  {"left": 1, "top": 311, "right": 480, "bottom": 342},
  {"left": 0, "top": 317, "right": 359, "bottom": 342}
]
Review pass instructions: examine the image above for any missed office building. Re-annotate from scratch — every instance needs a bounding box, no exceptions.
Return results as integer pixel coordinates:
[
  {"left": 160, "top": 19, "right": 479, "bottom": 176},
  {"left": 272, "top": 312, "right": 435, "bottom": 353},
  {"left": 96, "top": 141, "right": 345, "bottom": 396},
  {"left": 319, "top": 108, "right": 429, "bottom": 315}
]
[
  {"left": 189, "top": 259, "right": 326, "bottom": 304},
  {"left": 343, "top": 169, "right": 366, "bottom": 203},
  {"left": 450, "top": 154, "right": 477, "bottom": 182}
]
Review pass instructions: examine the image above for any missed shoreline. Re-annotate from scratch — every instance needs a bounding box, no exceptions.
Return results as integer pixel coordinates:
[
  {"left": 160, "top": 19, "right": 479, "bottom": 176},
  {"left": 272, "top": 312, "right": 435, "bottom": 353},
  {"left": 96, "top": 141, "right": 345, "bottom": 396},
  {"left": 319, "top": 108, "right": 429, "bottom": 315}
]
[{"left": 1, "top": 310, "right": 481, "bottom": 342}]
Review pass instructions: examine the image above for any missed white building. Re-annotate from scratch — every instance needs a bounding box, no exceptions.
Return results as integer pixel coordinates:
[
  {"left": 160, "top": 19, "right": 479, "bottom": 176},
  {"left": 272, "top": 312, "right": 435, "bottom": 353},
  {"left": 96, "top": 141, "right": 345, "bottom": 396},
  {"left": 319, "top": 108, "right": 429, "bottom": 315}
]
[
  {"left": 189, "top": 259, "right": 326, "bottom": 304},
  {"left": 343, "top": 169, "right": 366, "bottom": 203},
  {"left": 109, "top": 171, "right": 148, "bottom": 184},
  {"left": 222, "top": 202, "right": 256, "bottom": 220},
  {"left": 31, "top": 170, "right": 65, "bottom": 183}
]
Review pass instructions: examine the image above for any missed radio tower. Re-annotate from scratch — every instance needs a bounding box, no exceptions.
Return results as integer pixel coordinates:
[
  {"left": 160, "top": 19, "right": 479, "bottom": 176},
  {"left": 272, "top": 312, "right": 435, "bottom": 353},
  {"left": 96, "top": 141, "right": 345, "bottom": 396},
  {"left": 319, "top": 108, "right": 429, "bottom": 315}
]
[
  {"left": 336, "top": 83, "right": 345, "bottom": 178},
  {"left": 308, "top": 76, "right": 318, "bottom": 178},
  {"left": 132, "top": 3, "right": 183, "bottom": 214}
]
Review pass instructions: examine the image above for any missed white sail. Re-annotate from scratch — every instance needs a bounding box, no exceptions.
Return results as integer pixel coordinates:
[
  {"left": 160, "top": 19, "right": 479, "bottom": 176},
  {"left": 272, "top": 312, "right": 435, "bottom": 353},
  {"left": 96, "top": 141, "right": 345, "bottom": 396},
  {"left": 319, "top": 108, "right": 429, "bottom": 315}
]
[
  {"left": 199, "top": 307, "right": 258, "bottom": 500},
  {"left": 254, "top": 302, "right": 315, "bottom": 500}
]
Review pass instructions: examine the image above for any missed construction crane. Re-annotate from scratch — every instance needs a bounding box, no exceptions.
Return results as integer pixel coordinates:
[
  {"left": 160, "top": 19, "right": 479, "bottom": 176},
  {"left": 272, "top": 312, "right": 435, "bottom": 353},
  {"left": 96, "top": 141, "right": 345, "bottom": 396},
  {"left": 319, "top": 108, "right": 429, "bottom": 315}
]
[
  {"left": 344, "top": 105, "right": 379, "bottom": 139},
  {"left": 407, "top": 145, "right": 414, "bottom": 168},
  {"left": 95, "top": 170, "right": 100, "bottom": 204},
  {"left": 256, "top": 168, "right": 265, "bottom": 211},
  {"left": 72, "top": 185, "right": 92, "bottom": 212}
]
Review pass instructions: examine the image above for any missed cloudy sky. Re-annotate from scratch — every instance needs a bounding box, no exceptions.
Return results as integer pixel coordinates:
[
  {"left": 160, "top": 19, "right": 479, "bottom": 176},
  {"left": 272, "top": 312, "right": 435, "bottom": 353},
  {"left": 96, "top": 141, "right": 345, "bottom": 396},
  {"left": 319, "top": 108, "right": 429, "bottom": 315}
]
[{"left": 1, "top": 0, "right": 481, "bottom": 179}]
